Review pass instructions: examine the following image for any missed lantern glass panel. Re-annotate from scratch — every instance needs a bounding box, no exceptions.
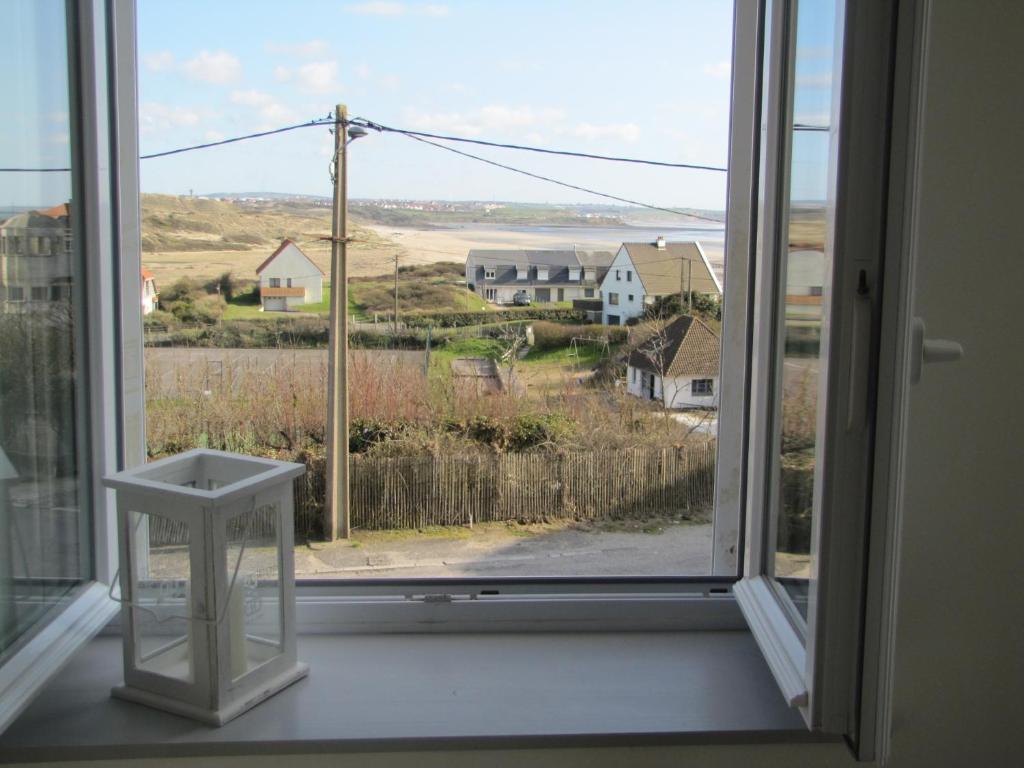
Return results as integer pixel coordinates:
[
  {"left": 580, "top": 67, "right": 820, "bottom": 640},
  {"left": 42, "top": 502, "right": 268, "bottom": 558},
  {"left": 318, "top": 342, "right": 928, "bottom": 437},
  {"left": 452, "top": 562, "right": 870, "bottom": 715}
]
[
  {"left": 225, "top": 501, "right": 283, "bottom": 680},
  {"left": 130, "top": 509, "right": 194, "bottom": 683}
]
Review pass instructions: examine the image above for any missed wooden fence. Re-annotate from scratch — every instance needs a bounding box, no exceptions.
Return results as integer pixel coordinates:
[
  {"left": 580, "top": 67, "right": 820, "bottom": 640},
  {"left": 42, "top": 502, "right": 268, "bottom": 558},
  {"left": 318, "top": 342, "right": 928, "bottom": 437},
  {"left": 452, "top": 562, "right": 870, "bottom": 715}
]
[{"left": 150, "top": 444, "right": 715, "bottom": 545}]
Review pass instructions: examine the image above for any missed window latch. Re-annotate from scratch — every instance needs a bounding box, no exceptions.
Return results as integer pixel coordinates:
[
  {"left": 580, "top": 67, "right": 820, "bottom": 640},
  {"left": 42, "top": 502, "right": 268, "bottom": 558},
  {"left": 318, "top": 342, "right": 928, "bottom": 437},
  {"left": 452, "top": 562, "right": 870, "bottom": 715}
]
[{"left": 910, "top": 317, "right": 965, "bottom": 384}]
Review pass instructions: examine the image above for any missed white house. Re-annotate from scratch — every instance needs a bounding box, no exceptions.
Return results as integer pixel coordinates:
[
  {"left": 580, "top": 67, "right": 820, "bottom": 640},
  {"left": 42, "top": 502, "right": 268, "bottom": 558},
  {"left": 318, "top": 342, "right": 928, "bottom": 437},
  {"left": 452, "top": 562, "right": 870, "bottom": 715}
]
[
  {"left": 627, "top": 315, "right": 720, "bottom": 410},
  {"left": 141, "top": 269, "right": 158, "bottom": 315},
  {"left": 255, "top": 239, "right": 324, "bottom": 312},
  {"left": 600, "top": 238, "right": 722, "bottom": 325}
]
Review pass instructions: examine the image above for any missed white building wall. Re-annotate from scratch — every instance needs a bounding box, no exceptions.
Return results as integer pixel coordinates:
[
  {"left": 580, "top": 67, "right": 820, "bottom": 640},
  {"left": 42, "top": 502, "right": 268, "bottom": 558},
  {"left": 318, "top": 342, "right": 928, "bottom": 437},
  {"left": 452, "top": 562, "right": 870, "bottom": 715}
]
[
  {"left": 259, "top": 244, "right": 323, "bottom": 309},
  {"left": 663, "top": 375, "right": 720, "bottom": 410},
  {"left": 600, "top": 246, "right": 647, "bottom": 325},
  {"left": 626, "top": 366, "right": 719, "bottom": 410}
]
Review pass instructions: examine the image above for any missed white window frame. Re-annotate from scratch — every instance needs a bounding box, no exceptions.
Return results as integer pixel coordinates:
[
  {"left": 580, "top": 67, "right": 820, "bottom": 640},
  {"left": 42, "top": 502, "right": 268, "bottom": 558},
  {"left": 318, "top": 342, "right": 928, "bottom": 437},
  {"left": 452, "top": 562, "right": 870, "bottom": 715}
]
[
  {"left": 484, "top": 268, "right": 495, "bottom": 280},
  {"left": 0, "top": 0, "right": 141, "bottom": 732},
  {"left": 1, "top": 2, "right": 904, "bottom": 757},
  {"left": 608, "top": 292, "right": 619, "bottom": 306},
  {"left": 732, "top": 0, "right": 895, "bottom": 746}
]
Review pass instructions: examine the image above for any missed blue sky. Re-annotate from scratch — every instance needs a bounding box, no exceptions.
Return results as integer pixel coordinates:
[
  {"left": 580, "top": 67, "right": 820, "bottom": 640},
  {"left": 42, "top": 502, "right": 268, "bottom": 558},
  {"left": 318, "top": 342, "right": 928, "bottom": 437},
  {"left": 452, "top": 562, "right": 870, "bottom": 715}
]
[{"left": 137, "top": 0, "right": 735, "bottom": 209}]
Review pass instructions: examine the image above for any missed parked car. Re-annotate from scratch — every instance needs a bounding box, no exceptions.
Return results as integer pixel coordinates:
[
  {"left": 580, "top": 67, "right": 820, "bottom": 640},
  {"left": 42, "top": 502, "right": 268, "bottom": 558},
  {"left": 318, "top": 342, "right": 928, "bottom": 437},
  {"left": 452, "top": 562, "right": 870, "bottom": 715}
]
[{"left": 512, "top": 290, "right": 532, "bottom": 306}]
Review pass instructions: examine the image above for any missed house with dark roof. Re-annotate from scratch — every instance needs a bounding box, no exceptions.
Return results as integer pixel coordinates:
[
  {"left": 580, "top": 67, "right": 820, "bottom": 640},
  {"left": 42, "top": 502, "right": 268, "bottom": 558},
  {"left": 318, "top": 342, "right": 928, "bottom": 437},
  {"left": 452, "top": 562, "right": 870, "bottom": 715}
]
[
  {"left": 626, "top": 315, "right": 721, "bottom": 409},
  {"left": 0, "top": 203, "right": 73, "bottom": 312},
  {"left": 256, "top": 239, "right": 324, "bottom": 312},
  {"left": 465, "top": 249, "right": 613, "bottom": 305},
  {"left": 600, "top": 237, "right": 722, "bottom": 325}
]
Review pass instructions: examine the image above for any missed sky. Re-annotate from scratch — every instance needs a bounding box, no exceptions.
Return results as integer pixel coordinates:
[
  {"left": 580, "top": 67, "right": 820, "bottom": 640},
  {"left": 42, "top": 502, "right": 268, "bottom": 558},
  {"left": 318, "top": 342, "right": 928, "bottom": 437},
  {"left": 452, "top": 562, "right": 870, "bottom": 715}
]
[{"left": 136, "top": 0, "right": 736, "bottom": 210}]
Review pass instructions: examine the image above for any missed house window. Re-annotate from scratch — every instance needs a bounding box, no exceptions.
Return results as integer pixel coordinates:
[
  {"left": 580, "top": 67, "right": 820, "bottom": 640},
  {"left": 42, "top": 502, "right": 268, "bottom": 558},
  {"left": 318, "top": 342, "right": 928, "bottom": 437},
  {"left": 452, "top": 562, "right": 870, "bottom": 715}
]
[
  {"left": 608, "top": 292, "right": 619, "bottom": 305},
  {"left": 584, "top": 288, "right": 594, "bottom": 298},
  {"left": 615, "top": 269, "right": 621, "bottom": 280},
  {"left": 269, "top": 278, "right": 281, "bottom": 288},
  {"left": 537, "top": 268, "right": 549, "bottom": 281},
  {"left": 485, "top": 268, "right": 495, "bottom": 279},
  {"left": 31, "top": 286, "right": 48, "bottom": 301},
  {"left": 287, "top": 278, "right": 293, "bottom": 288},
  {"left": 569, "top": 268, "right": 581, "bottom": 281},
  {"left": 517, "top": 267, "right": 528, "bottom": 280},
  {"left": 627, "top": 270, "right": 632, "bottom": 282},
  {"left": 7, "top": 286, "right": 24, "bottom": 301},
  {"left": 628, "top": 294, "right": 634, "bottom": 302},
  {"left": 692, "top": 378, "right": 713, "bottom": 396},
  {"left": 485, "top": 288, "right": 496, "bottom": 300}
]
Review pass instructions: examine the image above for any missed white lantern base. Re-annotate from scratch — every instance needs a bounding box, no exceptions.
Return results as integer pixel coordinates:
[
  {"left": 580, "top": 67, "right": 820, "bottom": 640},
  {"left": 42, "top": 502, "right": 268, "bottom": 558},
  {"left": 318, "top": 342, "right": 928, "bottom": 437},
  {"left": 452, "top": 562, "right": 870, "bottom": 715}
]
[{"left": 111, "top": 662, "right": 309, "bottom": 726}]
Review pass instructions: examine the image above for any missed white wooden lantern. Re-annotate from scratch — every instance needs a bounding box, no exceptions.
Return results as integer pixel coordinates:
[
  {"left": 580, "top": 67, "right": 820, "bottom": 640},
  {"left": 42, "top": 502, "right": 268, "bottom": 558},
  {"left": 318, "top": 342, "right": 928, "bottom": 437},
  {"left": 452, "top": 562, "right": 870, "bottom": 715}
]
[{"left": 103, "top": 448, "right": 308, "bottom": 725}]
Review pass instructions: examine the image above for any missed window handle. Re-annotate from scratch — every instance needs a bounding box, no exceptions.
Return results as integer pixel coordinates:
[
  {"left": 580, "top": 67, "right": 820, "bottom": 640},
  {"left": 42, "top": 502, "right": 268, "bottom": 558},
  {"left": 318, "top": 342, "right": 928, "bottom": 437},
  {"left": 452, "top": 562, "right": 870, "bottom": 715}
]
[{"left": 910, "top": 317, "right": 965, "bottom": 384}]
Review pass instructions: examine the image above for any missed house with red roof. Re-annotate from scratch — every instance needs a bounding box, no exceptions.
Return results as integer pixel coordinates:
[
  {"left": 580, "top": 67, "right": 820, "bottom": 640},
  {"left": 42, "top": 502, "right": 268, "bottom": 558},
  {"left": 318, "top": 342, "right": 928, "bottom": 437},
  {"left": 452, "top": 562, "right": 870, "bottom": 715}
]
[
  {"left": 255, "top": 239, "right": 323, "bottom": 312},
  {"left": 141, "top": 269, "right": 158, "bottom": 315}
]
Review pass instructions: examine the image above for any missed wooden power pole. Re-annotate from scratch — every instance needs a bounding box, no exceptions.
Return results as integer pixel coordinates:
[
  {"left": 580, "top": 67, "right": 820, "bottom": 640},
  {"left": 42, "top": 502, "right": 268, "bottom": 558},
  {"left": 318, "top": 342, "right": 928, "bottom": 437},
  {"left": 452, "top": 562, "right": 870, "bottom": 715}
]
[
  {"left": 326, "top": 104, "right": 350, "bottom": 539},
  {"left": 393, "top": 253, "right": 400, "bottom": 333}
]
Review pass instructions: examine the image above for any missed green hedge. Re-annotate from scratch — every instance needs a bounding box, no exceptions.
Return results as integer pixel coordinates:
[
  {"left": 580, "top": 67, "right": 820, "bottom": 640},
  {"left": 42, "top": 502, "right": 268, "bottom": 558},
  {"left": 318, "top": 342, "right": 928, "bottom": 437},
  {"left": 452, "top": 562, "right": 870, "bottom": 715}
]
[
  {"left": 402, "top": 307, "right": 585, "bottom": 328},
  {"left": 531, "top": 321, "right": 628, "bottom": 351}
]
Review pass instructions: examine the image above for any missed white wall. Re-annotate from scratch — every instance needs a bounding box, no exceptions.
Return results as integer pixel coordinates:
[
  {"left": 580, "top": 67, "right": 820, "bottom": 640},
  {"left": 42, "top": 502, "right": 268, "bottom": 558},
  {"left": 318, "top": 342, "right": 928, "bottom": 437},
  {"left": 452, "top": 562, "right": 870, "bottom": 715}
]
[
  {"left": 879, "top": 3, "right": 1021, "bottom": 766},
  {"left": 259, "top": 244, "right": 323, "bottom": 308},
  {"left": 600, "top": 246, "right": 646, "bottom": 324},
  {"left": 663, "top": 375, "right": 720, "bottom": 410}
]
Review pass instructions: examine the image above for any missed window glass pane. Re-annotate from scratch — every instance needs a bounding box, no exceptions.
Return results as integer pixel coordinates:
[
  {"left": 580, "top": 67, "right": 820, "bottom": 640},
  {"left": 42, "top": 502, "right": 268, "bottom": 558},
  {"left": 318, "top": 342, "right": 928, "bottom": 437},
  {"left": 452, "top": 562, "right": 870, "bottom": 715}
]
[
  {"left": 138, "top": 1, "right": 734, "bottom": 579},
  {"left": 769, "top": 0, "right": 841, "bottom": 619},
  {"left": 0, "top": 0, "right": 88, "bottom": 657}
]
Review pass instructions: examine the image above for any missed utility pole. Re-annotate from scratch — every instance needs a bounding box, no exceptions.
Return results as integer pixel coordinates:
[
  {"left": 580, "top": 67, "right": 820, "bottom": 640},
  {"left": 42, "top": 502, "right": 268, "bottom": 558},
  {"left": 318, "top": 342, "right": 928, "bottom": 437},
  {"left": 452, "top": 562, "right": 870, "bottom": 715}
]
[
  {"left": 687, "top": 258, "right": 693, "bottom": 314},
  {"left": 326, "top": 104, "right": 350, "bottom": 540},
  {"left": 393, "top": 253, "right": 400, "bottom": 334}
]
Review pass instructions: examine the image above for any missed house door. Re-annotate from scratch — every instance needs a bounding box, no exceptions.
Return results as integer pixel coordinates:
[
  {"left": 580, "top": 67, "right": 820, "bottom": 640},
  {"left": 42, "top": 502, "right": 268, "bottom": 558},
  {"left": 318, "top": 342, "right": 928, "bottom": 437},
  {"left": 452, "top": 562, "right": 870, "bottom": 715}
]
[
  {"left": 264, "top": 297, "right": 287, "bottom": 312},
  {"left": 606, "top": 314, "right": 619, "bottom": 326},
  {"left": 647, "top": 373, "right": 655, "bottom": 400},
  {"left": 557, "top": 288, "right": 564, "bottom": 302},
  {"left": 535, "top": 288, "right": 551, "bottom": 302}
]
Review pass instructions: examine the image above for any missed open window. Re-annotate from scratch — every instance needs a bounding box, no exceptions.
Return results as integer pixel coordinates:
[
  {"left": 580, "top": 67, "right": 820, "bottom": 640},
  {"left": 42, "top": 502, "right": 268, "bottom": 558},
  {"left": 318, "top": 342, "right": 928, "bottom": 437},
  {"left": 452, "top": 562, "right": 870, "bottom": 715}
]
[
  {"left": 732, "top": 0, "right": 894, "bottom": 744},
  {"left": 0, "top": 0, "right": 141, "bottom": 732}
]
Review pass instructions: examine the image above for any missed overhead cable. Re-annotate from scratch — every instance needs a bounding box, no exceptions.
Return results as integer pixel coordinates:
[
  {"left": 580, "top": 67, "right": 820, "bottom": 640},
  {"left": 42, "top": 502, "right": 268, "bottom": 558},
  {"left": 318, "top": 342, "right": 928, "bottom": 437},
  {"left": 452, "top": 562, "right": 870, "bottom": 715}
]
[{"left": 350, "top": 118, "right": 727, "bottom": 172}]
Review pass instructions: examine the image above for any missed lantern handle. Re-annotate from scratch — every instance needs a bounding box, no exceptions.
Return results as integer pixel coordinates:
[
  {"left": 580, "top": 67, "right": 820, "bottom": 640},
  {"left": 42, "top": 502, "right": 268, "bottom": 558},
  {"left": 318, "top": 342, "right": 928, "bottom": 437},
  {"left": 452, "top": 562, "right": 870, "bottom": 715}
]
[{"left": 107, "top": 498, "right": 259, "bottom": 627}]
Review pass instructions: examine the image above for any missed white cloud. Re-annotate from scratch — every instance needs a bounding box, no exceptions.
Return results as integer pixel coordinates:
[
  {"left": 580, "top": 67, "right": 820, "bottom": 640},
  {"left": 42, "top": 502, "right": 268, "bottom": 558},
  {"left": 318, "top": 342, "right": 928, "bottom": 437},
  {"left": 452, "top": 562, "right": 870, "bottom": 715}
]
[
  {"left": 345, "top": 2, "right": 450, "bottom": 16},
  {"left": 346, "top": 1, "right": 404, "bottom": 15},
  {"left": 796, "top": 72, "right": 832, "bottom": 89},
  {"left": 229, "top": 89, "right": 273, "bottom": 107},
  {"left": 182, "top": 50, "right": 241, "bottom": 84},
  {"left": 418, "top": 4, "right": 450, "bottom": 16},
  {"left": 274, "top": 65, "right": 293, "bottom": 82},
  {"left": 265, "top": 39, "right": 329, "bottom": 57},
  {"left": 143, "top": 50, "right": 176, "bottom": 72},
  {"left": 703, "top": 60, "right": 731, "bottom": 79},
  {"left": 296, "top": 61, "right": 339, "bottom": 93},
  {"left": 571, "top": 122, "right": 641, "bottom": 143},
  {"left": 139, "top": 102, "right": 201, "bottom": 135},
  {"left": 229, "top": 90, "right": 297, "bottom": 125},
  {"left": 355, "top": 62, "right": 371, "bottom": 79},
  {"left": 406, "top": 105, "right": 566, "bottom": 138}
]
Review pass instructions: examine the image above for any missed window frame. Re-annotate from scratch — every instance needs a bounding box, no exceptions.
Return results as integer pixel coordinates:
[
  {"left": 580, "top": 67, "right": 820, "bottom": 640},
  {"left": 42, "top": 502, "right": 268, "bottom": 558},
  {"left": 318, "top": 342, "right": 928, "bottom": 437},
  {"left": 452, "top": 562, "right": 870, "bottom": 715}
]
[
  {"left": 0, "top": 0, "right": 140, "bottom": 733},
  {"left": 733, "top": 0, "right": 896, "bottom": 743}
]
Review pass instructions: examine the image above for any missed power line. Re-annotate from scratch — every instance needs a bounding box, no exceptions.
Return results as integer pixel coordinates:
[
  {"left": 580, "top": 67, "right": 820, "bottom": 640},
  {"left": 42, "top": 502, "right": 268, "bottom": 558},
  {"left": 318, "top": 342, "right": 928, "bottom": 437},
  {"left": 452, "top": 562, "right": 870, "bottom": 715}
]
[
  {"left": 140, "top": 117, "right": 334, "bottom": 160},
  {"left": 350, "top": 118, "right": 727, "bottom": 172},
  {"left": 386, "top": 130, "right": 725, "bottom": 223},
  {"left": 0, "top": 116, "right": 336, "bottom": 172}
]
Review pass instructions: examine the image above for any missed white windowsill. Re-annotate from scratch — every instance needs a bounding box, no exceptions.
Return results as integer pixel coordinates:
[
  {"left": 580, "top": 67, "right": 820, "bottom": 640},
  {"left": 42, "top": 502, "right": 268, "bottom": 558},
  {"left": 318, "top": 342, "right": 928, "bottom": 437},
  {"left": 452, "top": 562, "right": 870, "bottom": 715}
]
[{"left": 0, "top": 629, "right": 828, "bottom": 763}]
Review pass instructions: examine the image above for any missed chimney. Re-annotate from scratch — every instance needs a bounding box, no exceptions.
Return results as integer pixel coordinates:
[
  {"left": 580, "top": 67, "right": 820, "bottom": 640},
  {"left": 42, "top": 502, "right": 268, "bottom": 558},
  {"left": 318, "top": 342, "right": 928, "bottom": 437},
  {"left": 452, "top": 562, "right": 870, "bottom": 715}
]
[{"left": 656, "top": 236, "right": 666, "bottom": 250}]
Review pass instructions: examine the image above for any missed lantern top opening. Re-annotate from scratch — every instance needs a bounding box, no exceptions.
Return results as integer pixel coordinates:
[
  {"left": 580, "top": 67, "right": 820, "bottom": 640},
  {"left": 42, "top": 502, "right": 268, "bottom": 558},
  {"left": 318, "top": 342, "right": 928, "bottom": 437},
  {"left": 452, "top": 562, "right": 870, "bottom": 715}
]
[{"left": 103, "top": 448, "right": 305, "bottom": 504}]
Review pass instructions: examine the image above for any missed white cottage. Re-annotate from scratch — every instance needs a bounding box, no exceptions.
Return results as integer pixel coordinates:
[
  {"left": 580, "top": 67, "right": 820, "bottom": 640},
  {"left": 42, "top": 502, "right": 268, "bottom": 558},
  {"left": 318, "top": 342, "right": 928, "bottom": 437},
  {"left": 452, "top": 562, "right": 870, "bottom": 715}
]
[
  {"left": 600, "top": 238, "right": 722, "bottom": 326},
  {"left": 256, "top": 240, "right": 324, "bottom": 312},
  {"left": 627, "top": 315, "right": 721, "bottom": 410}
]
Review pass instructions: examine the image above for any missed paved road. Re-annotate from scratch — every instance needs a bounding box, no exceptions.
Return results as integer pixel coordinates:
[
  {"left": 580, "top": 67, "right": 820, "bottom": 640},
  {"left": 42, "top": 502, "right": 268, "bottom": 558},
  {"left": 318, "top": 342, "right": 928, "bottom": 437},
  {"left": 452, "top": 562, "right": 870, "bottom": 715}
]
[{"left": 294, "top": 521, "right": 713, "bottom": 579}]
